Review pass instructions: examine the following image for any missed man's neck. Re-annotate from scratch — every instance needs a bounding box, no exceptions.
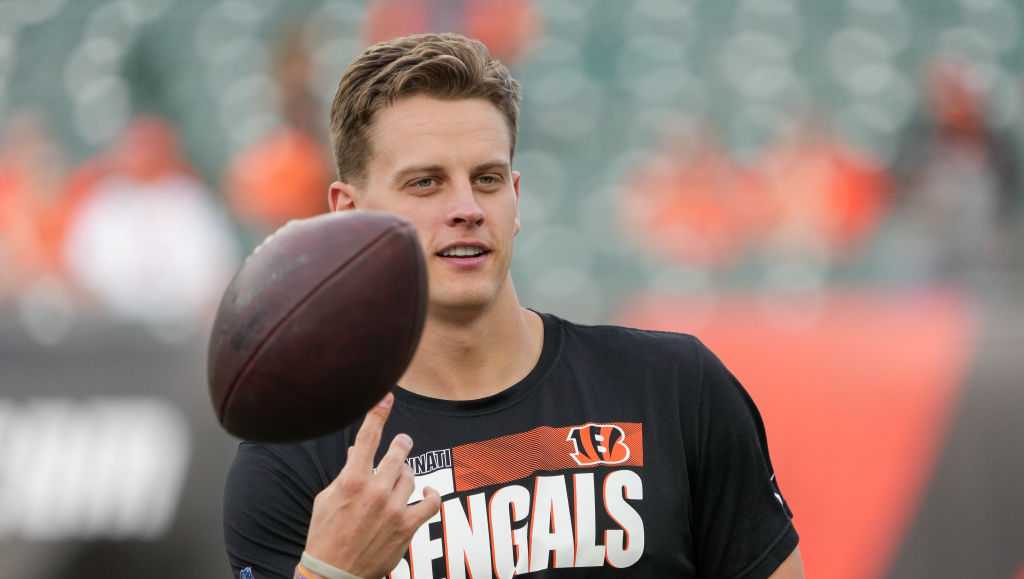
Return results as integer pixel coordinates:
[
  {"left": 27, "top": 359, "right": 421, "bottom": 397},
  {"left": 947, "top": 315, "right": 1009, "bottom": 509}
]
[{"left": 398, "top": 283, "right": 544, "bottom": 401}]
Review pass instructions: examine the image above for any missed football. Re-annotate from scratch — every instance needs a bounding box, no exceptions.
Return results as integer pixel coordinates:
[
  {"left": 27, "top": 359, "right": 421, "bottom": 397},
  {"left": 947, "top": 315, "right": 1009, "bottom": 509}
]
[{"left": 208, "top": 211, "right": 427, "bottom": 442}]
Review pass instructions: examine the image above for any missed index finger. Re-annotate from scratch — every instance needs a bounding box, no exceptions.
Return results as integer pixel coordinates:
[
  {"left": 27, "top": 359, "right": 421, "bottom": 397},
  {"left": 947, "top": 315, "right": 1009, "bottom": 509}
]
[{"left": 346, "top": 392, "right": 394, "bottom": 472}]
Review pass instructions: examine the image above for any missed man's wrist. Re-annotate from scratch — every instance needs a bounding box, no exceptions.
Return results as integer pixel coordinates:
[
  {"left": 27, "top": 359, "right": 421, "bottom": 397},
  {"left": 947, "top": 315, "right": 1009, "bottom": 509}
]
[
  {"left": 294, "top": 562, "right": 326, "bottom": 579},
  {"left": 297, "top": 553, "right": 364, "bottom": 579}
]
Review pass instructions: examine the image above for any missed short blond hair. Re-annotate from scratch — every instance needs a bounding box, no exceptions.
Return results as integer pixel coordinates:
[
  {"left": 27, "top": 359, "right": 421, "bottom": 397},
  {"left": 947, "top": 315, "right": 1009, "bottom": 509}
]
[{"left": 329, "top": 33, "right": 522, "bottom": 184}]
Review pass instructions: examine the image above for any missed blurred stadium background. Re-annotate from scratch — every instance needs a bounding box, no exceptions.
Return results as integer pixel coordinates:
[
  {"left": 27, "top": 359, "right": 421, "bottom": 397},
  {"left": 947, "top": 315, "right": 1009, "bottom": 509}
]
[{"left": 0, "top": 0, "right": 1022, "bottom": 577}]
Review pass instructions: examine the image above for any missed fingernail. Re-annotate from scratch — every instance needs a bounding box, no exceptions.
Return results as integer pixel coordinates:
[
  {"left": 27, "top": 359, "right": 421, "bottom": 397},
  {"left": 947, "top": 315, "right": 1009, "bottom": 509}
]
[
  {"left": 378, "top": 393, "right": 394, "bottom": 409},
  {"left": 395, "top": 433, "right": 412, "bottom": 449}
]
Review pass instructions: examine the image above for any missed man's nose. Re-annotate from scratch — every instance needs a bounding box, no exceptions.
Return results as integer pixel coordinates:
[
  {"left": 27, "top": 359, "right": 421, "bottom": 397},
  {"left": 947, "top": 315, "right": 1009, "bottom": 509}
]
[{"left": 446, "top": 181, "right": 485, "bottom": 227}]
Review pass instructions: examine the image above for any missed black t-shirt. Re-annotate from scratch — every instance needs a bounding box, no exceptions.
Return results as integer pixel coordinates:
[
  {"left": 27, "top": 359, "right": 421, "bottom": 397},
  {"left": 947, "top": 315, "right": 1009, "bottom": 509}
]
[{"left": 224, "top": 312, "right": 798, "bottom": 578}]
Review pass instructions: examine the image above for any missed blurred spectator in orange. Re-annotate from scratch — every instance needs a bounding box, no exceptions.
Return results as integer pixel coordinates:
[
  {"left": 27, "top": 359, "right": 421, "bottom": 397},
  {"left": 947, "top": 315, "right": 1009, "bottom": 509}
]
[
  {"left": 63, "top": 116, "right": 239, "bottom": 330},
  {"left": 365, "top": 0, "right": 540, "bottom": 65},
  {"left": 757, "top": 115, "right": 888, "bottom": 263},
  {"left": 889, "top": 59, "right": 1020, "bottom": 278},
  {"left": 224, "top": 25, "right": 331, "bottom": 235},
  {"left": 620, "top": 127, "right": 771, "bottom": 270},
  {"left": 0, "top": 114, "right": 71, "bottom": 298}
]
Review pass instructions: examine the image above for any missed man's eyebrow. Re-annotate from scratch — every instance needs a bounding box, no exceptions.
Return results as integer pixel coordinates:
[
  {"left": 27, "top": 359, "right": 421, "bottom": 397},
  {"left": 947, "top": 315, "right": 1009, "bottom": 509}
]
[{"left": 472, "top": 160, "right": 511, "bottom": 175}]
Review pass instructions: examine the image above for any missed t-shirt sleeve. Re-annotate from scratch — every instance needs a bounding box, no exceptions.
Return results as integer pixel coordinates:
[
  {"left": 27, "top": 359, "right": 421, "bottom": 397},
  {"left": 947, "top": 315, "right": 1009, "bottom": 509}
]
[
  {"left": 690, "top": 340, "right": 798, "bottom": 579},
  {"left": 223, "top": 442, "right": 320, "bottom": 579}
]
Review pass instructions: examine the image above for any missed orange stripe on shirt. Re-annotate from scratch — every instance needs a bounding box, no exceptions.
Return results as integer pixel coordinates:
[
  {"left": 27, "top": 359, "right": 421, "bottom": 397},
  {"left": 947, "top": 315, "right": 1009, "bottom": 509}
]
[{"left": 452, "top": 423, "right": 644, "bottom": 492}]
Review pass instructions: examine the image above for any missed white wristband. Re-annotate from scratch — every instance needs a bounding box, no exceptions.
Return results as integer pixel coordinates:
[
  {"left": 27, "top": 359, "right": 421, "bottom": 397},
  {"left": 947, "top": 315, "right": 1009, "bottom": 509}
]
[{"left": 299, "top": 552, "right": 364, "bottom": 579}]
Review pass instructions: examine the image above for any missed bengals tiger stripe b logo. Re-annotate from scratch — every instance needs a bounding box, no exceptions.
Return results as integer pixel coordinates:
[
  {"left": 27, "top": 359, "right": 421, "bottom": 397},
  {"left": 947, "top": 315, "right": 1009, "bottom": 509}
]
[{"left": 567, "top": 423, "right": 631, "bottom": 466}]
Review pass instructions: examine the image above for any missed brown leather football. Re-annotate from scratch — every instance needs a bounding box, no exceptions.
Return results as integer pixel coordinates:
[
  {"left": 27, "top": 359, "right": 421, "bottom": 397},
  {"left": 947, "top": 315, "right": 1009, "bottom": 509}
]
[{"left": 207, "top": 211, "right": 427, "bottom": 442}]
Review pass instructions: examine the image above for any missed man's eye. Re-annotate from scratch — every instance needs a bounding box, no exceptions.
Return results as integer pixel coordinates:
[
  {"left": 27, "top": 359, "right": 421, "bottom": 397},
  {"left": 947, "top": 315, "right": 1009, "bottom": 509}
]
[
  {"left": 410, "top": 177, "right": 436, "bottom": 189},
  {"left": 477, "top": 174, "right": 502, "bottom": 186}
]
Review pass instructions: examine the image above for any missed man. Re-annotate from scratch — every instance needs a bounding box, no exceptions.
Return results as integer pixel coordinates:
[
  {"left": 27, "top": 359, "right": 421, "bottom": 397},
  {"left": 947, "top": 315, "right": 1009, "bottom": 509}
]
[{"left": 224, "top": 33, "right": 803, "bottom": 579}]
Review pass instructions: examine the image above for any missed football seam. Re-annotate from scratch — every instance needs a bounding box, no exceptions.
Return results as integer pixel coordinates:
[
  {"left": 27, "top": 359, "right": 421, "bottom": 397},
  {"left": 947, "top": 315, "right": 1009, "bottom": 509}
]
[{"left": 218, "top": 223, "right": 408, "bottom": 426}]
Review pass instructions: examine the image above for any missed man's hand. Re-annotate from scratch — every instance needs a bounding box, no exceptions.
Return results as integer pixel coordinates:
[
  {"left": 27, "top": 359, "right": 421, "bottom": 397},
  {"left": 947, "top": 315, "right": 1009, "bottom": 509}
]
[{"left": 302, "top": 393, "right": 441, "bottom": 578}]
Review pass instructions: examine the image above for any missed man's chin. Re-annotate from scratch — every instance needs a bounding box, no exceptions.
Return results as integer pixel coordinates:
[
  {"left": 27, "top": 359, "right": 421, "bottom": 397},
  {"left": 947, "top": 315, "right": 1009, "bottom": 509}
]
[{"left": 427, "top": 289, "right": 498, "bottom": 317}]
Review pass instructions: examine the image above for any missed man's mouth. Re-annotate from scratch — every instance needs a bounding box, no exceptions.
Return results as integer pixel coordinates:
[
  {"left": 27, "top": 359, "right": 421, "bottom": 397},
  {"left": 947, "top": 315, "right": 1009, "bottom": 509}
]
[{"left": 436, "top": 245, "right": 491, "bottom": 258}]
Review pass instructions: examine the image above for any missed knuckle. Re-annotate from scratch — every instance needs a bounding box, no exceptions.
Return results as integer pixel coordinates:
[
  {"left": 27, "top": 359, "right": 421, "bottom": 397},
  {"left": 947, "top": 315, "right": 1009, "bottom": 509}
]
[
  {"left": 338, "top": 476, "right": 364, "bottom": 495},
  {"left": 391, "top": 490, "right": 411, "bottom": 509},
  {"left": 385, "top": 501, "right": 404, "bottom": 521},
  {"left": 355, "top": 424, "right": 376, "bottom": 441},
  {"left": 399, "top": 517, "right": 420, "bottom": 535},
  {"left": 368, "top": 484, "right": 389, "bottom": 505},
  {"left": 386, "top": 450, "right": 409, "bottom": 467}
]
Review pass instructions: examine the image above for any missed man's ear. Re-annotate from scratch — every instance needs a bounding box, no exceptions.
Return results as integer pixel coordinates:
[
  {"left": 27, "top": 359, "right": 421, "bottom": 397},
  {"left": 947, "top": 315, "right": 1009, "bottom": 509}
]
[
  {"left": 328, "top": 180, "right": 358, "bottom": 212},
  {"left": 512, "top": 170, "right": 521, "bottom": 236}
]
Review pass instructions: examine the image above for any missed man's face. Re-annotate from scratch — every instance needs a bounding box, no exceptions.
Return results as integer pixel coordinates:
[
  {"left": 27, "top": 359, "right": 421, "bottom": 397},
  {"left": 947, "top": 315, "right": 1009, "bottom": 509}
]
[{"left": 330, "top": 96, "right": 521, "bottom": 314}]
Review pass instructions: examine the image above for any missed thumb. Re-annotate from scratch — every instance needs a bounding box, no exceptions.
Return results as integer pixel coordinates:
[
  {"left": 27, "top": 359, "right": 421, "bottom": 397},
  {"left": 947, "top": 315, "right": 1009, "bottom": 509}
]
[{"left": 408, "top": 486, "right": 442, "bottom": 527}]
